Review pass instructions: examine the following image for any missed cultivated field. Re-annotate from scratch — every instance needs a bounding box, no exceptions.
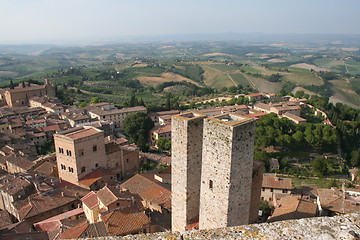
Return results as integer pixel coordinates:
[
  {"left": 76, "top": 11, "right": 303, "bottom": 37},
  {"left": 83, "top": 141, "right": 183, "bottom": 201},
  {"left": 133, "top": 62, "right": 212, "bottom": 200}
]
[
  {"left": 290, "top": 63, "right": 330, "bottom": 72},
  {"left": 136, "top": 72, "right": 201, "bottom": 87}
]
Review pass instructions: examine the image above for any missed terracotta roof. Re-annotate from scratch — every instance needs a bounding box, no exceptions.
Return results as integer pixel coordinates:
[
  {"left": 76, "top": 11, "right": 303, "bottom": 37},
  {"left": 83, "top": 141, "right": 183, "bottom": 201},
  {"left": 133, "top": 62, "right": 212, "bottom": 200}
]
[
  {"left": 81, "top": 192, "right": 98, "bottom": 210},
  {"left": 120, "top": 173, "right": 171, "bottom": 210},
  {"left": 268, "top": 195, "right": 317, "bottom": 222},
  {"left": 0, "top": 175, "right": 33, "bottom": 196},
  {"left": 282, "top": 112, "right": 306, "bottom": 122},
  {"left": 151, "top": 124, "right": 171, "bottom": 134},
  {"left": 35, "top": 208, "right": 84, "bottom": 226},
  {"left": 41, "top": 125, "right": 60, "bottom": 132},
  {"left": 6, "top": 84, "right": 47, "bottom": 93},
  {"left": 59, "top": 220, "right": 89, "bottom": 239},
  {"left": 61, "top": 127, "right": 100, "bottom": 140},
  {"left": 13, "top": 188, "right": 83, "bottom": 221},
  {"left": 101, "top": 210, "right": 150, "bottom": 236},
  {"left": 247, "top": 93, "right": 265, "bottom": 97},
  {"left": 254, "top": 102, "right": 271, "bottom": 111},
  {"left": 33, "top": 162, "right": 56, "bottom": 176},
  {"left": 0, "top": 210, "right": 13, "bottom": 228},
  {"left": 262, "top": 175, "right": 292, "bottom": 190},
  {"left": 5, "top": 155, "right": 36, "bottom": 171},
  {"left": 96, "top": 186, "right": 118, "bottom": 206},
  {"left": 78, "top": 168, "right": 114, "bottom": 187},
  {"left": 60, "top": 210, "right": 149, "bottom": 239}
]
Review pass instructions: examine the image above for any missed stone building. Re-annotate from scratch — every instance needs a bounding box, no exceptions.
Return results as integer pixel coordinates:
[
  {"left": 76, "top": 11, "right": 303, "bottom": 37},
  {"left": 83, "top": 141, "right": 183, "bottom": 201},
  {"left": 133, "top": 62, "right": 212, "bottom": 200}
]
[
  {"left": 261, "top": 175, "right": 292, "bottom": 202},
  {"left": 150, "top": 124, "right": 172, "bottom": 148},
  {"left": 199, "top": 113, "right": 256, "bottom": 230},
  {"left": 171, "top": 112, "right": 206, "bottom": 232},
  {"left": 85, "top": 103, "right": 147, "bottom": 129},
  {"left": 4, "top": 80, "right": 56, "bottom": 107},
  {"left": 54, "top": 126, "right": 107, "bottom": 186},
  {"left": 54, "top": 127, "right": 139, "bottom": 187},
  {"left": 171, "top": 112, "right": 261, "bottom": 232}
]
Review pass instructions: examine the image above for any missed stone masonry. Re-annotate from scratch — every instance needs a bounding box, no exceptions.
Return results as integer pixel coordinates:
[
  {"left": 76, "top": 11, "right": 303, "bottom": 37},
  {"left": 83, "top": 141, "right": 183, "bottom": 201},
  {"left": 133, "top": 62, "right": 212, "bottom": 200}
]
[
  {"left": 199, "top": 114, "right": 256, "bottom": 229},
  {"left": 87, "top": 213, "right": 360, "bottom": 240},
  {"left": 171, "top": 112, "right": 207, "bottom": 232}
]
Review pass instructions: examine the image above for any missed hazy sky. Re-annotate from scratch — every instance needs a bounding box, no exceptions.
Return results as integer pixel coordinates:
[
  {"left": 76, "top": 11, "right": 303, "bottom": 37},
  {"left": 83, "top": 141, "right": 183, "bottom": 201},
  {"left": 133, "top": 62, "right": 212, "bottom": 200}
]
[{"left": 0, "top": 0, "right": 359, "bottom": 43}]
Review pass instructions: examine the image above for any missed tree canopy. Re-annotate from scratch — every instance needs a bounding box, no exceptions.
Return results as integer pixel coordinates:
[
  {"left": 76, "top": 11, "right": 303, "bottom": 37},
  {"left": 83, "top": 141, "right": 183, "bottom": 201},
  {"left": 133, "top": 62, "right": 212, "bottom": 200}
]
[{"left": 123, "top": 112, "right": 154, "bottom": 151}]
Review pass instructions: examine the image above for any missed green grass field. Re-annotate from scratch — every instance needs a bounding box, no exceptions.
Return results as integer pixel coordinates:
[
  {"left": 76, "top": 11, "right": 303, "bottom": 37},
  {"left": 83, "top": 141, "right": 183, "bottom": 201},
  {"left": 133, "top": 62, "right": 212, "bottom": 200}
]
[
  {"left": 229, "top": 73, "right": 251, "bottom": 87},
  {"left": 283, "top": 67, "right": 323, "bottom": 86},
  {"left": 240, "top": 66, "right": 261, "bottom": 73}
]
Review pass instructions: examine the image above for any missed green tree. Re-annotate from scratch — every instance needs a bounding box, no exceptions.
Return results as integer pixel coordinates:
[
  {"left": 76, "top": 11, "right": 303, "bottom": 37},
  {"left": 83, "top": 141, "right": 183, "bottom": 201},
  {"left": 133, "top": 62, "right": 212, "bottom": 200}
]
[
  {"left": 165, "top": 97, "right": 171, "bottom": 110},
  {"left": 90, "top": 97, "right": 100, "bottom": 104},
  {"left": 350, "top": 149, "right": 360, "bottom": 167},
  {"left": 123, "top": 112, "right": 154, "bottom": 151},
  {"left": 9, "top": 80, "right": 14, "bottom": 89},
  {"left": 311, "top": 157, "right": 328, "bottom": 177},
  {"left": 294, "top": 90, "right": 305, "bottom": 98},
  {"left": 292, "top": 130, "right": 304, "bottom": 143},
  {"left": 78, "top": 102, "right": 87, "bottom": 108},
  {"left": 157, "top": 137, "right": 171, "bottom": 152}
]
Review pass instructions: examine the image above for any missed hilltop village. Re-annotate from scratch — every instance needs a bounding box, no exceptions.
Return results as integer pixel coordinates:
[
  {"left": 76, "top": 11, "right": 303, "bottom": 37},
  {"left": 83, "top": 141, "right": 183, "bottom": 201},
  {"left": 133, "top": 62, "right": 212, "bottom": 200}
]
[{"left": 0, "top": 80, "right": 358, "bottom": 239}]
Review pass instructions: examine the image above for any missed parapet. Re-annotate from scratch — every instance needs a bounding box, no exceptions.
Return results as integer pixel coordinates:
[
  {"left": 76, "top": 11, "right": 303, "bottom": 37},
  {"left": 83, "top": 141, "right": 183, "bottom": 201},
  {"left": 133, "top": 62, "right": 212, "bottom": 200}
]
[{"left": 80, "top": 214, "right": 360, "bottom": 239}]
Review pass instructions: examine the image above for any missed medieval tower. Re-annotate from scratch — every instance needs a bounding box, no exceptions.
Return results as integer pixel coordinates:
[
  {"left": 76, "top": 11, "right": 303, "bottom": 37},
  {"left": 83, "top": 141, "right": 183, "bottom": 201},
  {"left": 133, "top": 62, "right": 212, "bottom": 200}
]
[
  {"left": 199, "top": 113, "right": 256, "bottom": 229},
  {"left": 171, "top": 112, "right": 207, "bottom": 232},
  {"left": 171, "top": 112, "right": 258, "bottom": 232}
]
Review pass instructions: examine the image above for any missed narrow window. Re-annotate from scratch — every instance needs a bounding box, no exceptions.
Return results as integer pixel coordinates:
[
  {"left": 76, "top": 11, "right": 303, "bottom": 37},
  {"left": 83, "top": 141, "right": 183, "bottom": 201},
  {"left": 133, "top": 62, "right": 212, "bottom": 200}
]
[
  {"left": 81, "top": 167, "right": 85, "bottom": 173},
  {"left": 79, "top": 149, "right": 84, "bottom": 156},
  {"left": 209, "top": 180, "right": 213, "bottom": 189},
  {"left": 126, "top": 158, "right": 129, "bottom": 163},
  {"left": 95, "top": 163, "right": 99, "bottom": 168},
  {"left": 58, "top": 147, "right": 62, "bottom": 153},
  {"left": 93, "top": 145, "right": 97, "bottom": 152}
]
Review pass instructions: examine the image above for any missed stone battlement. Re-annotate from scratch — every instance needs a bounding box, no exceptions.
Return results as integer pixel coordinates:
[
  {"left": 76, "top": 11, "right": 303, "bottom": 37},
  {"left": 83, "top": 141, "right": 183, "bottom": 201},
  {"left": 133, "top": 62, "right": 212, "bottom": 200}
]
[{"left": 78, "top": 214, "right": 360, "bottom": 239}]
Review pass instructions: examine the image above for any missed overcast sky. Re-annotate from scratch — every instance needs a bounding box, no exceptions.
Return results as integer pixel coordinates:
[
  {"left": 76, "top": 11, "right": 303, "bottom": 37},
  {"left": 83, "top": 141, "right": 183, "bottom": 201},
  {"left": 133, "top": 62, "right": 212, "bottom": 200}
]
[{"left": 0, "top": 0, "right": 359, "bottom": 44}]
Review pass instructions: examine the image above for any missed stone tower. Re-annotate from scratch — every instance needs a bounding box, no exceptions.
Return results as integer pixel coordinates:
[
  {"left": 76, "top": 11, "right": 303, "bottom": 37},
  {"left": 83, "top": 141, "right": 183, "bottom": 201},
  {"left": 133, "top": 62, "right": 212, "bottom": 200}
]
[
  {"left": 54, "top": 126, "right": 107, "bottom": 185},
  {"left": 199, "top": 113, "right": 256, "bottom": 229},
  {"left": 171, "top": 112, "right": 207, "bottom": 232}
]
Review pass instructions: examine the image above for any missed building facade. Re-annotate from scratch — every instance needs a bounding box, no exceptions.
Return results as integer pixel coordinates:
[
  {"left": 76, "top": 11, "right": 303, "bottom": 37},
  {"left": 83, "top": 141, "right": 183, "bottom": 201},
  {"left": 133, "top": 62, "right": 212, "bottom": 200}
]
[
  {"left": 199, "top": 114, "right": 256, "bottom": 229},
  {"left": 171, "top": 112, "right": 206, "bottom": 232},
  {"left": 54, "top": 126, "right": 107, "bottom": 185},
  {"left": 4, "top": 80, "right": 56, "bottom": 107}
]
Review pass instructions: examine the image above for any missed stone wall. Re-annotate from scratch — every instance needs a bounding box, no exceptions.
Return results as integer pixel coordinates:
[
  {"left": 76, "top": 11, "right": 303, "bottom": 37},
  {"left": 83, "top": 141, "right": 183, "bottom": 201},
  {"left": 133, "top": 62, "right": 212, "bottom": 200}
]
[
  {"left": 199, "top": 114, "right": 256, "bottom": 229},
  {"left": 83, "top": 214, "right": 360, "bottom": 240},
  {"left": 171, "top": 112, "right": 206, "bottom": 232}
]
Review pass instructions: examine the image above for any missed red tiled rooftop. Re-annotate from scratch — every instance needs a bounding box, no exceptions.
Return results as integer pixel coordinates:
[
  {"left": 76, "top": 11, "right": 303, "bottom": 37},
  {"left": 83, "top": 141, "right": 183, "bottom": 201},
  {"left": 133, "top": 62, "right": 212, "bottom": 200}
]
[
  {"left": 78, "top": 168, "right": 114, "bottom": 187},
  {"left": 120, "top": 173, "right": 171, "bottom": 210},
  {"left": 247, "top": 93, "right": 265, "bottom": 97},
  {"left": 81, "top": 192, "right": 98, "bottom": 210},
  {"left": 151, "top": 124, "right": 171, "bottom": 134},
  {"left": 262, "top": 175, "right": 292, "bottom": 190},
  {"left": 63, "top": 128, "right": 100, "bottom": 140},
  {"left": 101, "top": 210, "right": 150, "bottom": 236}
]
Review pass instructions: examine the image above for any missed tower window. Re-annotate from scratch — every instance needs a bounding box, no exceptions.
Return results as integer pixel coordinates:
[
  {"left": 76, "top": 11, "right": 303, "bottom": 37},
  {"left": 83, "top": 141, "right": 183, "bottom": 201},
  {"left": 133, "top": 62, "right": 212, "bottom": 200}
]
[
  {"left": 209, "top": 180, "right": 213, "bottom": 189},
  {"left": 93, "top": 145, "right": 97, "bottom": 152},
  {"left": 81, "top": 167, "right": 85, "bottom": 173},
  {"left": 95, "top": 163, "right": 99, "bottom": 168}
]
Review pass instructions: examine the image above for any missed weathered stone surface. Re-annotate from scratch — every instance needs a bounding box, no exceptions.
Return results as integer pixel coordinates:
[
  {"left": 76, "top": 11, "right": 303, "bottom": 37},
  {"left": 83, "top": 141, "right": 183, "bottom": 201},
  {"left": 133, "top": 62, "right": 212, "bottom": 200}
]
[
  {"left": 171, "top": 112, "right": 206, "bottom": 232},
  {"left": 79, "top": 214, "right": 360, "bottom": 240},
  {"left": 199, "top": 114, "right": 256, "bottom": 229}
]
